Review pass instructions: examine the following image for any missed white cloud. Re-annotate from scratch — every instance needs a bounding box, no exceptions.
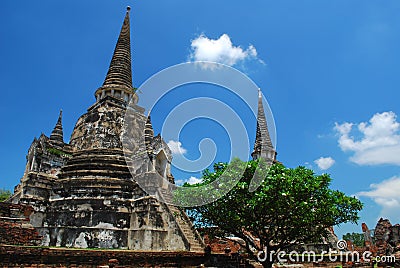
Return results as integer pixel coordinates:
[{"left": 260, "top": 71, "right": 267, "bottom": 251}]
[
  {"left": 314, "top": 157, "right": 335, "bottom": 170},
  {"left": 187, "top": 176, "right": 202, "bottom": 185},
  {"left": 357, "top": 176, "right": 400, "bottom": 222},
  {"left": 334, "top": 111, "right": 400, "bottom": 165},
  {"left": 189, "top": 33, "right": 262, "bottom": 67},
  {"left": 167, "top": 140, "right": 187, "bottom": 155},
  {"left": 175, "top": 176, "right": 203, "bottom": 186}
]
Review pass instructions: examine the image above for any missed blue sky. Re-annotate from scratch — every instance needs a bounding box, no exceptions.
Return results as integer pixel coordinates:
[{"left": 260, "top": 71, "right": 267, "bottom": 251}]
[{"left": 1, "top": 1, "right": 400, "bottom": 239}]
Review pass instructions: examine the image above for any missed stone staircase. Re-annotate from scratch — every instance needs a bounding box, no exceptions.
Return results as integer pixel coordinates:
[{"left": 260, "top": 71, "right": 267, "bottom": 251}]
[{"left": 159, "top": 188, "right": 205, "bottom": 252}]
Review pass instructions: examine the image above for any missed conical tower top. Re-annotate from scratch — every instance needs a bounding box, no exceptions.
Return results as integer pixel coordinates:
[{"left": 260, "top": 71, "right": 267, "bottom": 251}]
[
  {"left": 95, "top": 7, "right": 136, "bottom": 104},
  {"left": 145, "top": 115, "right": 154, "bottom": 155},
  {"left": 251, "top": 89, "right": 276, "bottom": 162},
  {"left": 103, "top": 7, "right": 132, "bottom": 88},
  {"left": 50, "top": 110, "right": 64, "bottom": 147}
]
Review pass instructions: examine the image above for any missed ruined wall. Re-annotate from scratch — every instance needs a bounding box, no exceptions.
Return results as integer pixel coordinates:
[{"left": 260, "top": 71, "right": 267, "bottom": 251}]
[
  {"left": 374, "top": 218, "right": 400, "bottom": 256},
  {"left": 0, "top": 245, "right": 206, "bottom": 267},
  {"left": 0, "top": 245, "right": 254, "bottom": 268},
  {"left": 0, "top": 203, "right": 41, "bottom": 246},
  {"left": 203, "top": 235, "right": 243, "bottom": 254}
]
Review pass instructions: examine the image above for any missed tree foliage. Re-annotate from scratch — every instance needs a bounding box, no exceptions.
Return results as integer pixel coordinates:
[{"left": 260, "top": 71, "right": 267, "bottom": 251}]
[
  {"left": 343, "top": 232, "right": 365, "bottom": 247},
  {"left": 0, "top": 189, "right": 12, "bottom": 202},
  {"left": 175, "top": 159, "right": 363, "bottom": 267}
]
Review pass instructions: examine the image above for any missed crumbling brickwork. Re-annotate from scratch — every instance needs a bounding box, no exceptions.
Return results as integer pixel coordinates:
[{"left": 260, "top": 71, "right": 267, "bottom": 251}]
[
  {"left": 374, "top": 218, "right": 400, "bottom": 256},
  {"left": 0, "top": 245, "right": 251, "bottom": 267},
  {"left": 0, "top": 203, "right": 41, "bottom": 246}
]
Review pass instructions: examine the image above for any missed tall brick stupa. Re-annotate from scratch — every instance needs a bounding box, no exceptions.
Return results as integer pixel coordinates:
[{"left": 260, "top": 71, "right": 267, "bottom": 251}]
[{"left": 10, "top": 7, "right": 204, "bottom": 251}]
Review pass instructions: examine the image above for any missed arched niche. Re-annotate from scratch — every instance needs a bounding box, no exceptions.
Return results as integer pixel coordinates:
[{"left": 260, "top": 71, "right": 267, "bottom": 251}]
[{"left": 155, "top": 150, "right": 168, "bottom": 178}]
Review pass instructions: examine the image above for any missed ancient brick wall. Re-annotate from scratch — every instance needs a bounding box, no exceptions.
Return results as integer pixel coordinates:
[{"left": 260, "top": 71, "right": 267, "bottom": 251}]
[
  {"left": 0, "top": 245, "right": 249, "bottom": 267},
  {"left": 0, "top": 203, "right": 41, "bottom": 246},
  {"left": 204, "top": 234, "right": 243, "bottom": 254}
]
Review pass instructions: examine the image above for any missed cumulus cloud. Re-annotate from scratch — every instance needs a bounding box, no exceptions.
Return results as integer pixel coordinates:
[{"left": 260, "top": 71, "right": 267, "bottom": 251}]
[
  {"left": 167, "top": 140, "right": 187, "bottom": 155},
  {"left": 357, "top": 177, "right": 400, "bottom": 222},
  {"left": 186, "top": 176, "right": 202, "bottom": 185},
  {"left": 334, "top": 111, "right": 400, "bottom": 165},
  {"left": 314, "top": 157, "right": 335, "bottom": 170},
  {"left": 189, "top": 33, "right": 262, "bottom": 67},
  {"left": 175, "top": 176, "right": 203, "bottom": 186}
]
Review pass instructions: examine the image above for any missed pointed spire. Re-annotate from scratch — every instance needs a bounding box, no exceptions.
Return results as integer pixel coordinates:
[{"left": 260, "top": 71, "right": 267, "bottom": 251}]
[
  {"left": 102, "top": 7, "right": 133, "bottom": 89},
  {"left": 145, "top": 115, "right": 154, "bottom": 154},
  {"left": 50, "top": 110, "right": 64, "bottom": 147},
  {"left": 95, "top": 7, "right": 137, "bottom": 105},
  {"left": 252, "top": 89, "right": 275, "bottom": 162}
]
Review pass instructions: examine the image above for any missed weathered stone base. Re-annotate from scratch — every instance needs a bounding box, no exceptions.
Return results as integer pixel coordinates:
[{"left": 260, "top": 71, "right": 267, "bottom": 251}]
[{"left": 38, "top": 227, "right": 129, "bottom": 249}]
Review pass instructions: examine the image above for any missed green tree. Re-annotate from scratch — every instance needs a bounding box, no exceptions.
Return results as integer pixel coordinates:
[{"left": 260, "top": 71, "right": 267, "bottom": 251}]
[
  {"left": 175, "top": 159, "right": 363, "bottom": 268},
  {"left": 0, "top": 189, "right": 12, "bottom": 202},
  {"left": 343, "top": 232, "right": 365, "bottom": 247}
]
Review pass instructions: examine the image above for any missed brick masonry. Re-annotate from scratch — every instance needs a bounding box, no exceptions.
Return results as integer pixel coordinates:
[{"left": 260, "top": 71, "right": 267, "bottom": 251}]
[
  {"left": 0, "top": 203, "right": 41, "bottom": 246},
  {"left": 0, "top": 245, "right": 251, "bottom": 267}
]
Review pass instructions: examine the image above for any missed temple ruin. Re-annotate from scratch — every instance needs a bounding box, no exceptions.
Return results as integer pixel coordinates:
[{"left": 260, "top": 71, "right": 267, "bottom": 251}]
[
  {"left": 9, "top": 7, "right": 204, "bottom": 251},
  {"left": 7, "top": 7, "right": 276, "bottom": 253}
]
